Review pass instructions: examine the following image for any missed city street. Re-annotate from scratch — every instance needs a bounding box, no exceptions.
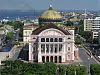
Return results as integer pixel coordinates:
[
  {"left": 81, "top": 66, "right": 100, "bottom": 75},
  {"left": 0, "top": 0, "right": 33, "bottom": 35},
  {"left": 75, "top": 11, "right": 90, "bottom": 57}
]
[{"left": 72, "top": 47, "right": 97, "bottom": 66}]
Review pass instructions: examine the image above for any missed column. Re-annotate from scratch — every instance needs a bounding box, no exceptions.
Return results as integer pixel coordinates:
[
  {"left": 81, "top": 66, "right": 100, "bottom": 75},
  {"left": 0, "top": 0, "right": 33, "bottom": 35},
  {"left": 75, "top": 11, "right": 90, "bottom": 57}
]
[
  {"left": 38, "top": 44, "right": 42, "bottom": 63},
  {"left": 49, "top": 44, "right": 50, "bottom": 54},
  {"left": 63, "top": 44, "right": 66, "bottom": 54},
  {"left": 53, "top": 44, "right": 55, "bottom": 54},
  {"left": 71, "top": 43, "right": 74, "bottom": 60},
  {"left": 62, "top": 55, "right": 65, "bottom": 63},
  {"left": 58, "top": 44, "right": 59, "bottom": 53},
  {"left": 57, "top": 56, "right": 59, "bottom": 63},
  {"left": 29, "top": 42, "right": 33, "bottom": 62}
]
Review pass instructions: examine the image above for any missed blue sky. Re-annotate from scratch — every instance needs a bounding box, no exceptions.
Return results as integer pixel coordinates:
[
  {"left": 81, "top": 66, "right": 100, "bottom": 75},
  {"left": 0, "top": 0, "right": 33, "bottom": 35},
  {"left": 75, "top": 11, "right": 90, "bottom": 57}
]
[{"left": 0, "top": 0, "right": 99, "bottom": 10}]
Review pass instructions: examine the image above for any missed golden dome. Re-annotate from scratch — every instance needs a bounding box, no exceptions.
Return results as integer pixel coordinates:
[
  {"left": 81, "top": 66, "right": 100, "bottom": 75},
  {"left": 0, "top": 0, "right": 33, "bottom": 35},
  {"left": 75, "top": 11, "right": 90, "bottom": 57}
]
[{"left": 40, "top": 5, "right": 62, "bottom": 19}]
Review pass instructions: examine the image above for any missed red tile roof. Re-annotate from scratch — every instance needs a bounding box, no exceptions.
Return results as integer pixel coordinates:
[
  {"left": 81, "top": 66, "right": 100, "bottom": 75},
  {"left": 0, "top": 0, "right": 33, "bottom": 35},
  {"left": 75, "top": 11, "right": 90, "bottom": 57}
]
[{"left": 32, "top": 23, "right": 71, "bottom": 35}]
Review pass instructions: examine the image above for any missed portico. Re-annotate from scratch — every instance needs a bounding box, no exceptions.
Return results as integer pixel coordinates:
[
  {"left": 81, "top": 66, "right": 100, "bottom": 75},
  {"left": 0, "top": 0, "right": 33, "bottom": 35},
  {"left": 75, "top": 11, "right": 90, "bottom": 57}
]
[{"left": 29, "top": 23, "right": 78, "bottom": 63}]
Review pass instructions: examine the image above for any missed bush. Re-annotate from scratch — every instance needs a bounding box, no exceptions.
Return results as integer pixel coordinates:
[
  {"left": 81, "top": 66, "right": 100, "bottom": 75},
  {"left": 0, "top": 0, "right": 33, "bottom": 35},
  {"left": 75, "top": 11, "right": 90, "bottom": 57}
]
[
  {"left": 90, "top": 64, "right": 100, "bottom": 75},
  {"left": 58, "top": 65, "right": 66, "bottom": 75}
]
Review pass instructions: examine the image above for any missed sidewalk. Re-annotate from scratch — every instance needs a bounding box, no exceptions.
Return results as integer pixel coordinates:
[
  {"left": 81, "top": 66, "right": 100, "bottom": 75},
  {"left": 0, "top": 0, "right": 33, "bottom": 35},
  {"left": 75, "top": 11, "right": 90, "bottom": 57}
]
[
  {"left": 0, "top": 52, "right": 9, "bottom": 65},
  {"left": 82, "top": 44, "right": 100, "bottom": 64}
]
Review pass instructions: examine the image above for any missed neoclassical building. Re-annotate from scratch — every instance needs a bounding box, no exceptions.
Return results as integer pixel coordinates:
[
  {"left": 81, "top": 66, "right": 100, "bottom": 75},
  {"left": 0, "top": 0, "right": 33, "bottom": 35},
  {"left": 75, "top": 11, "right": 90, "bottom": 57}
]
[
  {"left": 29, "top": 23, "right": 78, "bottom": 63},
  {"left": 25, "top": 5, "right": 79, "bottom": 63}
]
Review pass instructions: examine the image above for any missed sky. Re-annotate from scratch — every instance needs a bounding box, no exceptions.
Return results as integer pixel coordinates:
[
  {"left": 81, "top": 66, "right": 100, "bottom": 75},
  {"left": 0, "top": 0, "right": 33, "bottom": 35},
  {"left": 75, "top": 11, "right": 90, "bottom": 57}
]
[{"left": 0, "top": 0, "right": 99, "bottom": 10}]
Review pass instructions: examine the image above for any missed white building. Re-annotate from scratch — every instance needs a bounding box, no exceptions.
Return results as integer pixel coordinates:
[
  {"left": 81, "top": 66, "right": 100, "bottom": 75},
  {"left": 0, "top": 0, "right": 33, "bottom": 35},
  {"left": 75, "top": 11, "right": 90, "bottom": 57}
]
[
  {"left": 24, "top": 5, "right": 79, "bottom": 63},
  {"left": 98, "top": 31, "right": 100, "bottom": 44},
  {"left": 0, "top": 25, "right": 14, "bottom": 35},
  {"left": 84, "top": 17, "right": 100, "bottom": 38},
  {"left": 29, "top": 23, "right": 78, "bottom": 63},
  {"left": 92, "top": 30, "right": 98, "bottom": 38},
  {"left": 23, "top": 23, "right": 38, "bottom": 43},
  {"left": 84, "top": 17, "right": 100, "bottom": 31}
]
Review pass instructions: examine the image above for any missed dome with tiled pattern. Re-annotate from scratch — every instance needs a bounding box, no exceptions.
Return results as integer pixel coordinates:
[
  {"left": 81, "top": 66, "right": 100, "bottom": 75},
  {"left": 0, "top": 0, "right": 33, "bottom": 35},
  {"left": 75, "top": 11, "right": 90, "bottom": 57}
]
[{"left": 40, "top": 5, "right": 62, "bottom": 19}]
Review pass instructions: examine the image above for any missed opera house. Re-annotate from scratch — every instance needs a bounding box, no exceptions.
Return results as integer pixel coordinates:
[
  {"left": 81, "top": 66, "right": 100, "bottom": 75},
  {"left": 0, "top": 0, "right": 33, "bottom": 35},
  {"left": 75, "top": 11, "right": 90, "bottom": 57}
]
[{"left": 23, "top": 5, "right": 78, "bottom": 63}]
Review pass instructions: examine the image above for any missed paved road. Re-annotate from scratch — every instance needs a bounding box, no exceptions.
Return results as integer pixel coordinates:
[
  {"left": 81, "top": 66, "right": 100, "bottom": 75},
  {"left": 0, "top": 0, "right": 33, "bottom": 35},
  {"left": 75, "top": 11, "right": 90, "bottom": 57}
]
[
  {"left": 72, "top": 47, "right": 97, "bottom": 66},
  {"left": 10, "top": 48, "right": 21, "bottom": 60}
]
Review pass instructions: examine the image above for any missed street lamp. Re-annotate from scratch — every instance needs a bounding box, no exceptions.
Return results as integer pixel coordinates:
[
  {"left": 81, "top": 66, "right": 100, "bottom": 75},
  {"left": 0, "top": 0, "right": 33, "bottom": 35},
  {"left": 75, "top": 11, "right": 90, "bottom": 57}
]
[{"left": 88, "top": 58, "right": 90, "bottom": 75}]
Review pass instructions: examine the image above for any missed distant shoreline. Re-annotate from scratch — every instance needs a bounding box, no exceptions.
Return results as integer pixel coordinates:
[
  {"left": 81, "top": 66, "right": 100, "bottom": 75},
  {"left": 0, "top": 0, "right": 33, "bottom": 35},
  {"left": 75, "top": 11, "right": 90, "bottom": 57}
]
[{"left": 0, "top": 10, "right": 99, "bottom": 20}]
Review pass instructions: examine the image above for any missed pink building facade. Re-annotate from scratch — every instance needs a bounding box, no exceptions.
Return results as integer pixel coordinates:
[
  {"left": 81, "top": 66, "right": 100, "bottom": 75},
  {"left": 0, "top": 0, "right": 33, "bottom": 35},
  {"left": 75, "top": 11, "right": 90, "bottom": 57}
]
[{"left": 29, "top": 24, "right": 78, "bottom": 63}]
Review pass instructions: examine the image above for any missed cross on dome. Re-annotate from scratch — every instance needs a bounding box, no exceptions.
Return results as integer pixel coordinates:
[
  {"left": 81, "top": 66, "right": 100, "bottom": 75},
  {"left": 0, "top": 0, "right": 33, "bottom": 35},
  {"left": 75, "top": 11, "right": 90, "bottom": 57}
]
[
  {"left": 49, "top": 4, "right": 52, "bottom": 8},
  {"left": 49, "top": 4, "right": 53, "bottom": 10}
]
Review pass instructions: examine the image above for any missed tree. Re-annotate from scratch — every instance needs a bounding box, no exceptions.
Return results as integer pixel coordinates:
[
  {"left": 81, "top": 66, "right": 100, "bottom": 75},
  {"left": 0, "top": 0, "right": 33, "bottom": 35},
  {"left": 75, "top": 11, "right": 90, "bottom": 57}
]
[
  {"left": 79, "top": 31, "right": 93, "bottom": 43},
  {"left": 75, "top": 36, "right": 82, "bottom": 44},
  {"left": 79, "top": 20, "right": 84, "bottom": 25},
  {"left": 19, "top": 28, "right": 23, "bottom": 37},
  {"left": 66, "top": 65, "right": 76, "bottom": 75},
  {"left": 58, "top": 65, "right": 66, "bottom": 75},
  {"left": 6, "top": 32, "right": 14, "bottom": 40},
  {"left": 44, "top": 62, "right": 57, "bottom": 75},
  {"left": 65, "top": 21, "right": 73, "bottom": 26},
  {"left": 93, "top": 38, "right": 99, "bottom": 44},
  {"left": 90, "top": 64, "right": 100, "bottom": 75},
  {"left": 76, "top": 66, "right": 87, "bottom": 75},
  {"left": 1, "top": 60, "right": 57, "bottom": 75},
  {"left": 13, "top": 21, "right": 24, "bottom": 30},
  {"left": 6, "top": 21, "right": 24, "bottom": 30}
]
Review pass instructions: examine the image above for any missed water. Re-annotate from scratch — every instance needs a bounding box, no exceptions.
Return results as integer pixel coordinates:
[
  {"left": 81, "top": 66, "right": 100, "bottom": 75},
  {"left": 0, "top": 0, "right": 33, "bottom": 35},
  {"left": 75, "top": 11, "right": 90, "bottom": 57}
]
[
  {"left": 0, "top": 10, "right": 98, "bottom": 21},
  {"left": 0, "top": 10, "right": 42, "bottom": 20}
]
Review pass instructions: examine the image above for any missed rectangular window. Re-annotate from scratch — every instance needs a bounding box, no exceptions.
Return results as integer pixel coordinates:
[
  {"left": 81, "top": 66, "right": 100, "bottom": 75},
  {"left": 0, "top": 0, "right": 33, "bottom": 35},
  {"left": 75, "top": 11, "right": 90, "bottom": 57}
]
[
  {"left": 50, "top": 38, "right": 53, "bottom": 42},
  {"left": 59, "top": 44, "right": 63, "bottom": 52},
  {"left": 41, "top": 38, "right": 45, "bottom": 42},
  {"left": 68, "top": 47, "right": 70, "bottom": 51},
  {"left": 41, "top": 44, "right": 45, "bottom": 53},
  {"left": 50, "top": 44, "right": 53, "bottom": 53},
  {"left": 59, "top": 38, "right": 62, "bottom": 42},
  {"left": 46, "top": 38, "right": 49, "bottom": 42},
  {"left": 55, "top": 44, "right": 58, "bottom": 53},
  {"left": 54, "top": 38, "right": 58, "bottom": 42},
  {"left": 46, "top": 44, "right": 49, "bottom": 53},
  {"left": 68, "top": 55, "right": 70, "bottom": 60}
]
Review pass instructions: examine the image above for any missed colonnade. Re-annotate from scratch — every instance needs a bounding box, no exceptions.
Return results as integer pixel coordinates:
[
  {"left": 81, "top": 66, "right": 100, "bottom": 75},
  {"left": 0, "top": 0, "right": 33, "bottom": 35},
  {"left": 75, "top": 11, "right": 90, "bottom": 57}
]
[
  {"left": 42, "top": 56, "right": 62, "bottom": 63},
  {"left": 41, "top": 44, "right": 63, "bottom": 53}
]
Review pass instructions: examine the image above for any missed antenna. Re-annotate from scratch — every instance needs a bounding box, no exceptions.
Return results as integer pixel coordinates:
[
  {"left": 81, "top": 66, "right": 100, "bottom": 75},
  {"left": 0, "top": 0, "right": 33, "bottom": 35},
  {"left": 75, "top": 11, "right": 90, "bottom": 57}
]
[{"left": 85, "top": 9, "right": 87, "bottom": 19}]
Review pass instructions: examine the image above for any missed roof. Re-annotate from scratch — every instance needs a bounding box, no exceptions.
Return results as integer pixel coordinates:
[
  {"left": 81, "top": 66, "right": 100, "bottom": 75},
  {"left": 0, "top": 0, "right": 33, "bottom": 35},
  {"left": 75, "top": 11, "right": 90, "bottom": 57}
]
[
  {"left": 40, "top": 6, "right": 62, "bottom": 19},
  {"left": 32, "top": 23, "right": 71, "bottom": 35},
  {"left": 24, "top": 24, "right": 38, "bottom": 30}
]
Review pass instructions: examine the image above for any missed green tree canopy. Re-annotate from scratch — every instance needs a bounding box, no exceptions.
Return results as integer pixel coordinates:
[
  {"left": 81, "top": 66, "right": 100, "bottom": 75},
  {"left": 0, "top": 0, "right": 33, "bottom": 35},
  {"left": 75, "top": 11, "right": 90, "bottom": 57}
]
[{"left": 6, "top": 32, "right": 14, "bottom": 40}]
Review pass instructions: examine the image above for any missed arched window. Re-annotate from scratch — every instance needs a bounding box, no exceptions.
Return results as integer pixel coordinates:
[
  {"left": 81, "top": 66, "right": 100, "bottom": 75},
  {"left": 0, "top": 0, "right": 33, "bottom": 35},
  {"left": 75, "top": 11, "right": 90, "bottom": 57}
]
[
  {"left": 42, "top": 56, "right": 45, "bottom": 63},
  {"left": 59, "top": 56, "right": 62, "bottom": 63},
  {"left": 50, "top": 56, "right": 53, "bottom": 62},
  {"left": 55, "top": 56, "right": 57, "bottom": 63},
  {"left": 46, "top": 56, "right": 49, "bottom": 62}
]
